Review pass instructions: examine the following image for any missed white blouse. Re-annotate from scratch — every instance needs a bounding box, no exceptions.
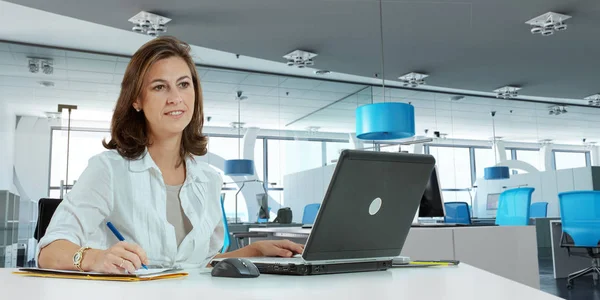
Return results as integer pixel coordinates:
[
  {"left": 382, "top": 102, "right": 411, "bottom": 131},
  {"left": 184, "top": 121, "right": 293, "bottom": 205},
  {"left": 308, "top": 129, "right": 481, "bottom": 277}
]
[{"left": 37, "top": 149, "right": 224, "bottom": 268}]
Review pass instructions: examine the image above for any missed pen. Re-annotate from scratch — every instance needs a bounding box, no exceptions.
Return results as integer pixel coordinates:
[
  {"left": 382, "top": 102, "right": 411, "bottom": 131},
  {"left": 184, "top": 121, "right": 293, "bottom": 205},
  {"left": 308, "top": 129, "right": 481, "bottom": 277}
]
[{"left": 106, "top": 222, "right": 148, "bottom": 270}]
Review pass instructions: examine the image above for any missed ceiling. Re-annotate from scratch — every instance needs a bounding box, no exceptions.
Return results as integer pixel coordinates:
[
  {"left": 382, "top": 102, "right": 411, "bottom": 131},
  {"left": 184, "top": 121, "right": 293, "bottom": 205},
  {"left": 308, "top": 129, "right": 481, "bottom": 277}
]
[
  {"left": 2, "top": 40, "right": 600, "bottom": 146},
  {"left": 3, "top": 0, "right": 600, "bottom": 102}
]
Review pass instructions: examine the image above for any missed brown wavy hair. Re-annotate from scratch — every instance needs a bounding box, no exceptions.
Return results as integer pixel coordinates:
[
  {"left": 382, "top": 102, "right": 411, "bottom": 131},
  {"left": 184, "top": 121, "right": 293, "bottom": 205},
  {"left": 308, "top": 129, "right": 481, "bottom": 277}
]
[{"left": 103, "top": 36, "right": 208, "bottom": 164}]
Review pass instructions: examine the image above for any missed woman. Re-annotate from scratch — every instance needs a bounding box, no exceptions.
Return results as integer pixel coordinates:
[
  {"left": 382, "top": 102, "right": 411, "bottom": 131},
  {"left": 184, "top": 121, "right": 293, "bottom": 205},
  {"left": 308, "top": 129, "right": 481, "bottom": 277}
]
[{"left": 38, "top": 36, "right": 303, "bottom": 274}]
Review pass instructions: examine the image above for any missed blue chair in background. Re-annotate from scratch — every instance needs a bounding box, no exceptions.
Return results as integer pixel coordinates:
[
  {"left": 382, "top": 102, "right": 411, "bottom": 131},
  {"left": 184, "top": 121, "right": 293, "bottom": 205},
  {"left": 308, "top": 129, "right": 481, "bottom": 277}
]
[
  {"left": 558, "top": 191, "right": 600, "bottom": 289},
  {"left": 530, "top": 202, "right": 548, "bottom": 219},
  {"left": 257, "top": 206, "right": 271, "bottom": 223},
  {"left": 302, "top": 203, "right": 321, "bottom": 225},
  {"left": 219, "top": 193, "right": 230, "bottom": 253},
  {"left": 495, "top": 187, "right": 535, "bottom": 226},
  {"left": 444, "top": 202, "right": 472, "bottom": 225}
]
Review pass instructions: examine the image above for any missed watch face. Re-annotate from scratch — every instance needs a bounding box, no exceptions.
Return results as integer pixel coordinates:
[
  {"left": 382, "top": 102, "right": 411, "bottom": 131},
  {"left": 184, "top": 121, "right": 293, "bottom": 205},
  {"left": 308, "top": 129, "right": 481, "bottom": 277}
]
[{"left": 73, "top": 252, "right": 82, "bottom": 264}]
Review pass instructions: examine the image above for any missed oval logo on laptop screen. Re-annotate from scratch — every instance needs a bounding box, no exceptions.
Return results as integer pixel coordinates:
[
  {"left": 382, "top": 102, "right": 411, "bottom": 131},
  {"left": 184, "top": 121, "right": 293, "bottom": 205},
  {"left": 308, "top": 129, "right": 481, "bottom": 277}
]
[{"left": 369, "top": 197, "right": 382, "bottom": 215}]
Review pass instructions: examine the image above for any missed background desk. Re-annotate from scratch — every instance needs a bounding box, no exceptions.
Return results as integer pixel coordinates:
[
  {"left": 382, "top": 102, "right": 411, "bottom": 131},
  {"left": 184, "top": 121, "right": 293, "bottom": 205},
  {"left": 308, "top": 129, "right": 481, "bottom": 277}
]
[
  {"left": 549, "top": 220, "right": 591, "bottom": 279},
  {"left": 1, "top": 264, "right": 559, "bottom": 300},
  {"left": 250, "top": 225, "right": 540, "bottom": 289}
]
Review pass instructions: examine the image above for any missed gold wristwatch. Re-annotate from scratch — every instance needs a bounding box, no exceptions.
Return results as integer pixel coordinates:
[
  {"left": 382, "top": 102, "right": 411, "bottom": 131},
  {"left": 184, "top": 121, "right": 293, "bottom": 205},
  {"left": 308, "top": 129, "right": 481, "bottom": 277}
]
[{"left": 73, "top": 246, "right": 91, "bottom": 271}]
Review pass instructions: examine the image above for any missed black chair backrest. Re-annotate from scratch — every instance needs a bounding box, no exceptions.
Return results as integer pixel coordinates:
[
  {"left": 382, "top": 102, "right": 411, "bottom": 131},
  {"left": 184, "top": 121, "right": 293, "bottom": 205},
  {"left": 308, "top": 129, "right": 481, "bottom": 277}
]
[{"left": 34, "top": 198, "right": 62, "bottom": 241}]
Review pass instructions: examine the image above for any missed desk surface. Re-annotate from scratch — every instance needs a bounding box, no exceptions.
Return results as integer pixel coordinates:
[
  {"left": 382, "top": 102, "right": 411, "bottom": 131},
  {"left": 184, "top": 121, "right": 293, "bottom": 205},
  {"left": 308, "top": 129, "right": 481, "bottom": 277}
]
[{"left": 1, "top": 264, "right": 558, "bottom": 300}]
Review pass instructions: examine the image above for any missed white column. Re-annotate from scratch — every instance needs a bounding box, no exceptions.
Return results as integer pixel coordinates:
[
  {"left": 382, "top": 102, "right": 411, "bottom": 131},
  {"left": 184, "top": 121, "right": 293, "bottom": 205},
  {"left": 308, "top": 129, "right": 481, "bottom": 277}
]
[
  {"left": 540, "top": 144, "right": 554, "bottom": 171},
  {"left": 348, "top": 133, "right": 364, "bottom": 150},
  {"left": 493, "top": 140, "right": 508, "bottom": 163},
  {"left": 0, "top": 103, "right": 15, "bottom": 191},
  {"left": 591, "top": 146, "right": 600, "bottom": 166}
]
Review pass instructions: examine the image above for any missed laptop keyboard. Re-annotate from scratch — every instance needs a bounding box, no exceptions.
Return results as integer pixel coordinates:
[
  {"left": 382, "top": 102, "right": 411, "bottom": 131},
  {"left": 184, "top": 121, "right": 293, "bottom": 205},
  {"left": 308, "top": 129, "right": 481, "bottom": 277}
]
[{"left": 247, "top": 257, "right": 305, "bottom": 264}]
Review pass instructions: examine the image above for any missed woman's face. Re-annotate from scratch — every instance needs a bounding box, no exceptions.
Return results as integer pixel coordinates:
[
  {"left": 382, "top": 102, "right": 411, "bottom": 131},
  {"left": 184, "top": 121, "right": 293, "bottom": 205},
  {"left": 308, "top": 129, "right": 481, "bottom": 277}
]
[{"left": 134, "top": 56, "right": 195, "bottom": 139}]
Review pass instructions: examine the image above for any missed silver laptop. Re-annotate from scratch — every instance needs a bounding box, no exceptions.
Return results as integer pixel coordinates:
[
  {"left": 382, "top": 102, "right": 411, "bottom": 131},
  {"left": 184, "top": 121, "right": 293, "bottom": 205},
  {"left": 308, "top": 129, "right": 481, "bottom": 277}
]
[{"left": 212, "top": 150, "right": 435, "bottom": 275}]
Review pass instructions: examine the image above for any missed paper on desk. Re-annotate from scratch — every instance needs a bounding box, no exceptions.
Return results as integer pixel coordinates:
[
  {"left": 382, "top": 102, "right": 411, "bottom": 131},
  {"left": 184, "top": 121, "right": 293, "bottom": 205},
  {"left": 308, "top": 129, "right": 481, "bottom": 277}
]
[{"left": 14, "top": 267, "right": 188, "bottom": 281}]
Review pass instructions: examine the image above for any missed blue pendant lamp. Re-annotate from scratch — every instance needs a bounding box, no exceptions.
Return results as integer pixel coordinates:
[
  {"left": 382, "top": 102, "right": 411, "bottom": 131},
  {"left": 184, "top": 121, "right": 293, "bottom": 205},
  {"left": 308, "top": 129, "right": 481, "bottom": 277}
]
[
  {"left": 356, "top": 102, "right": 415, "bottom": 140},
  {"left": 224, "top": 91, "right": 255, "bottom": 177},
  {"left": 484, "top": 111, "right": 510, "bottom": 180},
  {"left": 355, "top": 0, "right": 416, "bottom": 141}
]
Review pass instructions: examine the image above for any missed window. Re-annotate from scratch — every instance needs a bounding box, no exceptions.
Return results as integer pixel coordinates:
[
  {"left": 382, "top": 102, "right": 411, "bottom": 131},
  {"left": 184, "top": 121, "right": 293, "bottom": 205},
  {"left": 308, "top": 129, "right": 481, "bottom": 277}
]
[
  {"left": 514, "top": 149, "right": 543, "bottom": 173},
  {"left": 267, "top": 139, "right": 323, "bottom": 188},
  {"left": 473, "top": 148, "right": 513, "bottom": 180},
  {"left": 555, "top": 151, "right": 588, "bottom": 170},
  {"left": 207, "top": 136, "right": 264, "bottom": 181},
  {"left": 325, "top": 141, "right": 349, "bottom": 164},
  {"left": 428, "top": 146, "right": 471, "bottom": 189},
  {"left": 442, "top": 191, "right": 473, "bottom": 205},
  {"left": 379, "top": 144, "right": 400, "bottom": 153},
  {"left": 50, "top": 129, "right": 111, "bottom": 187}
]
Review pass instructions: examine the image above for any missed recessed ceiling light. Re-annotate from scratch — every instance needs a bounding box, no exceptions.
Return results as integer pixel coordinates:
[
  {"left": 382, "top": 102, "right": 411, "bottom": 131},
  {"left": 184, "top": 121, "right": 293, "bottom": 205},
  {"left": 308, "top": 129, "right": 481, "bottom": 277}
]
[
  {"left": 584, "top": 94, "right": 600, "bottom": 106},
  {"left": 44, "top": 111, "right": 61, "bottom": 119},
  {"left": 493, "top": 86, "right": 521, "bottom": 99},
  {"left": 128, "top": 11, "right": 171, "bottom": 37},
  {"left": 526, "top": 12, "right": 571, "bottom": 36},
  {"left": 314, "top": 70, "right": 331, "bottom": 75},
  {"left": 283, "top": 50, "right": 317, "bottom": 68},
  {"left": 38, "top": 81, "right": 55, "bottom": 87}
]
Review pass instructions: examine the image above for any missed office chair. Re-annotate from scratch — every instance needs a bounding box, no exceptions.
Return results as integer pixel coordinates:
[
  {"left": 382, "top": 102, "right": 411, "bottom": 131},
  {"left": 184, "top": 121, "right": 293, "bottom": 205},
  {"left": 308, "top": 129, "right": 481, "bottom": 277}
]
[
  {"left": 219, "top": 193, "right": 231, "bottom": 253},
  {"left": 558, "top": 191, "right": 600, "bottom": 289},
  {"left": 219, "top": 193, "right": 267, "bottom": 252},
  {"left": 34, "top": 198, "right": 62, "bottom": 241},
  {"left": 444, "top": 202, "right": 471, "bottom": 225},
  {"left": 529, "top": 202, "right": 548, "bottom": 219},
  {"left": 302, "top": 203, "right": 320, "bottom": 225},
  {"left": 495, "top": 187, "right": 535, "bottom": 226}
]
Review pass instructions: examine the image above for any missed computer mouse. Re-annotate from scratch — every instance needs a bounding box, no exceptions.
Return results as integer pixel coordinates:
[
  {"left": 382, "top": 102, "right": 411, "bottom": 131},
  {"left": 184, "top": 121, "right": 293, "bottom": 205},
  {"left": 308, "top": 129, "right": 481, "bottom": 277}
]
[{"left": 211, "top": 258, "right": 260, "bottom": 278}]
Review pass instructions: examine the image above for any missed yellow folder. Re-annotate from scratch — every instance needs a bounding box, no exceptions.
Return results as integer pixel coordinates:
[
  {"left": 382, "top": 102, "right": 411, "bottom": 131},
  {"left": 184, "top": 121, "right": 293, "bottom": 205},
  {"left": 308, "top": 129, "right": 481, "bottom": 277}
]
[{"left": 13, "top": 268, "right": 188, "bottom": 282}]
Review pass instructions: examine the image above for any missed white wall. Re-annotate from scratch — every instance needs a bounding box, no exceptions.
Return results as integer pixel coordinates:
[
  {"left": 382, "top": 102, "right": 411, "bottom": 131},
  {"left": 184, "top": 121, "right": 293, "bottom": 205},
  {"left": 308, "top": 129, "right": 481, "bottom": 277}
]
[
  {"left": 0, "top": 103, "right": 15, "bottom": 191},
  {"left": 473, "top": 167, "right": 595, "bottom": 218},
  {"left": 283, "top": 164, "right": 335, "bottom": 223},
  {"left": 13, "top": 116, "right": 57, "bottom": 202}
]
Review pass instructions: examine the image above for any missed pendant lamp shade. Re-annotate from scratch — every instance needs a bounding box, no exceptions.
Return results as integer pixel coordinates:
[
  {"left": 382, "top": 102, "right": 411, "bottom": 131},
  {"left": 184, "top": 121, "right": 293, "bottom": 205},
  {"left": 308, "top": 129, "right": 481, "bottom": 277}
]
[
  {"left": 484, "top": 166, "right": 510, "bottom": 180},
  {"left": 224, "top": 159, "right": 255, "bottom": 177},
  {"left": 356, "top": 102, "right": 415, "bottom": 140}
]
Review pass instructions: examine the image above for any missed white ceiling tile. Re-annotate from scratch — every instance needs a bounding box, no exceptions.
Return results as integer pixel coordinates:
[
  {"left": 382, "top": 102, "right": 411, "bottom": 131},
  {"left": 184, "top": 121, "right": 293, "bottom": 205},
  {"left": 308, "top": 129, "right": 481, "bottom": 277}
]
[
  {"left": 8, "top": 44, "right": 66, "bottom": 57},
  {"left": 236, "top": 84, "right": 274, "bottom": 95},
  {"left": 239, "top": 74, "right": 282, "bottom": 87},
  {"left": 0, "top": 52, "right": 16, "bottom": 65},
  {"left": 0, "top": 42, "right": 10, "bottom": 51},
  {"left": 302, "top": 90, "right": 348, "bottom": 102},
  {"left": 0, "top": 65, "right": 68, "bottom": 80},
  {"left": 117, "top": 57, "right": 131, "bottom": 63},
  {"left": 202, "top": 81, "right": 238, "bottom": 93},
  {"left": 202, "top": 70, "right": 249, "bottom": 84},
  {"left": 68, "top": 70, "right": 113, "bottom": 83},
  {"left": 114, "top": 62, "right": 129, "bottom": 74},
  {"left": 66, "top": 50, "right": 118, "bottom": 62},
  {"left": 267, "top": 87, "right": 308, "bottom": 97},
  {"left": 313, "top": 81, "right": 365, "bottom": 93},
  {"left": 67, "top": 57, "right": 116, "bottom": 73},
  {"left": 278, "top": 77, "right": 322, "bottom": 90},
  {"left": 112, "top": 74, "right": 124, "bottom": 84}
]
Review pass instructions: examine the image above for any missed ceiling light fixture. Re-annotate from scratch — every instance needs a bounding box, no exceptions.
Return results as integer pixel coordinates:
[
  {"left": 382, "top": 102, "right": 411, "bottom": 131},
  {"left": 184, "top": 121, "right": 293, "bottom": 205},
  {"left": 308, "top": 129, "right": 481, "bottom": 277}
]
[
  {"left": 306, "top": 126, "right": 320, "bottom": 135},
  {"left": 548, "top": 105, "right": 568, "bottom": 115},
  {"left": 484, "top": 111, "right": 510, "bottom": 180},
  {"left": 493, "top": 86, "right": 521, "bottom": 99},
  {"left": 128, "top": 11, "right": 171, "bottom": 37},
  {"left": 314, "top": 70, "right": 331, "bottom": 75},
  {"left": 526, "top": 12, "right": 571, "bottom": 36},
  {"left": 27, "top": 57, "right": 53, "bottom": 74},
  {"left": 38, "top": 81, "right": 55, "bottom": 87},
  {"left": 398, "top": 72, "right": 428, "bottom": 88},
  {"left": 584, "top": 94, "right": 600, "bottom": 107},
  {"left": 283, "top": 50, "right": 317, "bottom": 68}
]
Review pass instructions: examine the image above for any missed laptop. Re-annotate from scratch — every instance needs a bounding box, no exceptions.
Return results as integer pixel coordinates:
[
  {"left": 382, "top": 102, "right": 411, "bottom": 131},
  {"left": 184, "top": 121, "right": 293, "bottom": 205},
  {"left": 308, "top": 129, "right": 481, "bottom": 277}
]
[{"left": 211, "top": 150, "right": 435, "bottom": 275}]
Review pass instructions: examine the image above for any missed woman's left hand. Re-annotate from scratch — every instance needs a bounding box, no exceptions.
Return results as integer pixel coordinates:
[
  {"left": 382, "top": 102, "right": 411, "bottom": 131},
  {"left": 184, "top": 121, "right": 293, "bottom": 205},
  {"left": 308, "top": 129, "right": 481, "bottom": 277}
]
[{"left": 250, "top": 240, "right": 304, "bottom": 257}]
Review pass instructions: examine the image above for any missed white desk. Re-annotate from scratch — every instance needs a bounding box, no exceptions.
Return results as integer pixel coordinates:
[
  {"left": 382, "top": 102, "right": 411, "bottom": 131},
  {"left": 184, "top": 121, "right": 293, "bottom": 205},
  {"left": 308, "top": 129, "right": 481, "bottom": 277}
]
[
  {"left": 0, "top": 264, "right": 559, "bottom": 300},
  {"left": 250, "top": 225, "right": 540, "bottom": 289}
]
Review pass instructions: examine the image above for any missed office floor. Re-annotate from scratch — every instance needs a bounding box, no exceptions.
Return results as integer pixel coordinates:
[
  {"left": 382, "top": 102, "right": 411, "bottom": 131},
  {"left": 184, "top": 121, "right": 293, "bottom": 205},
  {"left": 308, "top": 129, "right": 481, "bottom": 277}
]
[{"left": 539, "top": 258, "right": 600, "bottom": 300}]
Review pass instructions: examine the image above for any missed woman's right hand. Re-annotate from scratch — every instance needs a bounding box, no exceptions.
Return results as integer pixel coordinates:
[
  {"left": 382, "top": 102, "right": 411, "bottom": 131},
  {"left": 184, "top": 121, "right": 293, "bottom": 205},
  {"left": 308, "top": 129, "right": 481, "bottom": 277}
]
[{"left": 84, "top": 241, "right": 149, "bottom": 274}]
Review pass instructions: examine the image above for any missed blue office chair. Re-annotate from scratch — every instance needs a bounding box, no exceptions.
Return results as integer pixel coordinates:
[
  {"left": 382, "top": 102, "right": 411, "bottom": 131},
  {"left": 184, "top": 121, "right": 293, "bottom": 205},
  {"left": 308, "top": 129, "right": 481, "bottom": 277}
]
[
  {"left": 558, "top": 191, "right": 600, "bottom": 289},
  {"left": 257, "top": 207, "right": 271, "bottom": 223},
  {"left": 495, "top": 187, "right": 535, "bottom": 226},
  {"left": 220, "top": 193, "right": 231, "bottom": 253},
  {"left": 302, "top": 203, "right": 321, "bottom": 225},
  {"left": 530, "top": 202, "right": 548, "bottom": 219},
  {"left": 444, "top": 202, "right": 471, "bottom": 225}
]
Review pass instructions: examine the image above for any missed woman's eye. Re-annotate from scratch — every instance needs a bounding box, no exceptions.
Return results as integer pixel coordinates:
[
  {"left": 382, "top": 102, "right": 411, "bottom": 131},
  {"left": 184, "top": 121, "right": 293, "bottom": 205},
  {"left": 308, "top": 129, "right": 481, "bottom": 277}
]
[
  {"left": 153, "top": 85, "right": 165, "bottom": 91},
  {"left": 179, "top": 82, "right": 190, "bottom": 88}
]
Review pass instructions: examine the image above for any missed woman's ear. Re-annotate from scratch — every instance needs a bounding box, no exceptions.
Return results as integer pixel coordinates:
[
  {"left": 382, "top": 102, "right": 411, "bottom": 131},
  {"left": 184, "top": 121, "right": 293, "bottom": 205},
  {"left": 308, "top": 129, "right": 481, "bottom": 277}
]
[{"left": 133, "top": 98, "right": 142, "bottom": 112}]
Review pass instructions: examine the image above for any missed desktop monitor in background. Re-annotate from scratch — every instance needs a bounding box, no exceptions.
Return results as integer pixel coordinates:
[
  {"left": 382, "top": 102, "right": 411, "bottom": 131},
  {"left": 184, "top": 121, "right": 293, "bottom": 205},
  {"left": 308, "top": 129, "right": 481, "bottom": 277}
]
[{"left": 417, "top": 166, "right": 446, "bottom": 223}]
